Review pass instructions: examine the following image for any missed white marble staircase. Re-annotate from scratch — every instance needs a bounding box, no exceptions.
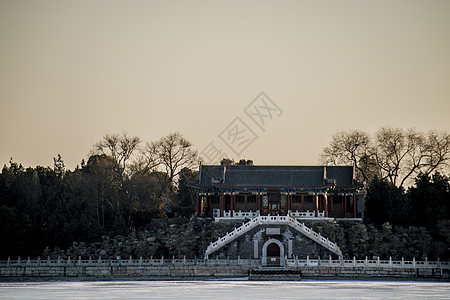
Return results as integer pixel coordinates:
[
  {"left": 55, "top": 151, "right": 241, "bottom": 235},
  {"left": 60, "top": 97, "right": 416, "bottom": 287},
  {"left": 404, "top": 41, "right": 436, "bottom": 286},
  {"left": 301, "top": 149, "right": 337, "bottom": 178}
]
[{"left": 205, "top": 215, "right": 342, "bottom": 258}]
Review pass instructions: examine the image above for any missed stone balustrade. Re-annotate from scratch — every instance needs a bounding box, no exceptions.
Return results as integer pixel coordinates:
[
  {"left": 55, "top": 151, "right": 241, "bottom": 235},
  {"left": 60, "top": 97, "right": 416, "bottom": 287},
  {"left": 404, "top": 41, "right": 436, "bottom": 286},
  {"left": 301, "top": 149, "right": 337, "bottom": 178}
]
[
  {"left": 0, "top": 256, "right": 261, "bottom": 268},
  {"left": 216, "top": 210, "right": 331, "bottom": 221},
  {"left": 1, "top": 256, "right": 448, "bottom": 280},
  {"left": 222, "top": 210, "right": 260, "bottom": 219},
  {"left": 289, "top": 210, "right": 325, "bottom": 218},
  {"left": 1, "top": 255, "right": 447, "bottom": 269}
]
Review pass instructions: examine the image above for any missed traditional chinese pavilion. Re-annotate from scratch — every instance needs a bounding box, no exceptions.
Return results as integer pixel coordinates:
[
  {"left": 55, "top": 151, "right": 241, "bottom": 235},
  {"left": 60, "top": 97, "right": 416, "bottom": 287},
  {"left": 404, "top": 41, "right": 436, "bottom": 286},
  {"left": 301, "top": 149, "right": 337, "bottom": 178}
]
[{"left": 190, "top": 165, "right": 364, "bottom": 219}]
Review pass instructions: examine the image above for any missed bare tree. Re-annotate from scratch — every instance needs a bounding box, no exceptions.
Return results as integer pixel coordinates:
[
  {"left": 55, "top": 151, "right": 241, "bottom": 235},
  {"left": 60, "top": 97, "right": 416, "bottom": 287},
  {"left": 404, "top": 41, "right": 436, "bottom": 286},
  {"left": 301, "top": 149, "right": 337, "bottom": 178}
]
[
  {"left": 422, "top": 130, "right": 450, "bottom": 176},
  {"left": 152, "top": 132, "right": 200, "bottom": 185},
  {"left": 320, "top": 130, "right": 377, "bottom": 183},
  {"left": 130, "top": 142, "right": 160, "bottom": 175},
  {"left": 321, "top": 127, "right": 450, "bottom": 188},
  {"left": 138, "top": 132, "right": 199, "bottom": 211},
  {"left": 373, "top": 127, "right": 425, "bottom": 186},
  {"left": 92, "top": 132, "right": 141, "bottom": 176}
]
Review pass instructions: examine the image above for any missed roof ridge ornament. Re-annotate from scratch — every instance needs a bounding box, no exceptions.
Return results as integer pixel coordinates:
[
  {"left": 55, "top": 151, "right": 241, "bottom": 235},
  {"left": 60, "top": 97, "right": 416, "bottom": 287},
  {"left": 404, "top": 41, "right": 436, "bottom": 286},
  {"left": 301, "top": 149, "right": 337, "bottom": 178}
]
[
  {"left": 323, "top": 166, "right": 336, "bottom": 186},
  {"left": 223, "top": 165, "right": 227, "bottom": 183}
]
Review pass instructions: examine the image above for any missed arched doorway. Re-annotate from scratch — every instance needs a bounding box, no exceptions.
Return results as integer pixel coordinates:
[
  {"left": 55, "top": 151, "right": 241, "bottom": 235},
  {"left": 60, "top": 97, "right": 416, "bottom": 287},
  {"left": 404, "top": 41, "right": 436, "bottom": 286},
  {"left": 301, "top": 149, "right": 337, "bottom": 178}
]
[
  {"left": 262, "top": 239, "right": 285, "bottom": 267},
  {"left": 267, "top": 243, "right": 280, "bottom": 266}
]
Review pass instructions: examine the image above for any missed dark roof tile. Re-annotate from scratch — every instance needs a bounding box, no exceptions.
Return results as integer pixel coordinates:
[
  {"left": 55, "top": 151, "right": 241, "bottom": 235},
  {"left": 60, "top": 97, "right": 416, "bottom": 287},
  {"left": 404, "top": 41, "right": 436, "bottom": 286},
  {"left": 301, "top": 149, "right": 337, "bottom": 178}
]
[{"left": 195, "top": 165, "right": 359, "bottom": 189}]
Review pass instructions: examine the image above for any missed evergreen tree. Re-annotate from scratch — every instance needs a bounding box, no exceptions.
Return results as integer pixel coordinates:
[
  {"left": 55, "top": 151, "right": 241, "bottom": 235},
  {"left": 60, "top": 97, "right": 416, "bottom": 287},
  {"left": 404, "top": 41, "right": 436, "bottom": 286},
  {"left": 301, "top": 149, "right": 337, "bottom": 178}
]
[
  {"left": 408, "top": 172, "right": 450, "bottom": 228},
  {"left": 364, "top": 177, "right": 410, "bottom": 226}
]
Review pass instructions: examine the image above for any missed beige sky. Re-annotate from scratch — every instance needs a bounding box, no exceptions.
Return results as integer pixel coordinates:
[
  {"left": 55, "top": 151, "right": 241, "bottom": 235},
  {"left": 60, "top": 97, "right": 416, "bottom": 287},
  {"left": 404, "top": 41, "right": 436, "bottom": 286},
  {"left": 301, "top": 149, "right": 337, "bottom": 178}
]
[{"left": 1, "top": 0, "right": 449, "bottom": 169}]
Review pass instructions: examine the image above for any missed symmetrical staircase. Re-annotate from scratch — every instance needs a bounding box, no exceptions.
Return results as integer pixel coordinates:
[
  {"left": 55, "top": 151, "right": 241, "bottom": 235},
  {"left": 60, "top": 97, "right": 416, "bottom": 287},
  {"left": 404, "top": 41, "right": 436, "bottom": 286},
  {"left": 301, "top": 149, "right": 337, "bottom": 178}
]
[{"left": 205, "top": 215, "right": 342, "bottom": 258}]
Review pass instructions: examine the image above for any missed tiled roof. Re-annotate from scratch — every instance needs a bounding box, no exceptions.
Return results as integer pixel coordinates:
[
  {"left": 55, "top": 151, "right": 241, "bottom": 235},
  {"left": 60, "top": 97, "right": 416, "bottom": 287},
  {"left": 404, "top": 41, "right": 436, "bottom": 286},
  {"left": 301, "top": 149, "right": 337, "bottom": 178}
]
[{"left": 193, "top": 165, "right": 360, "bottom": 190}]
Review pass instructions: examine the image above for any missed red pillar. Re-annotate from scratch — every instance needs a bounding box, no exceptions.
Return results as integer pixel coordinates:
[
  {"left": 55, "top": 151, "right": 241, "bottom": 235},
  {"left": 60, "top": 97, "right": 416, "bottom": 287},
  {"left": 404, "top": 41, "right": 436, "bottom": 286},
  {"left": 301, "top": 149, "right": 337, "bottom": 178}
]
[
  {"left": 314, "top": 194, "right": 319, "bottom": 217},
  {"left": 244, "top": 195, "right": 248, "bottom": 211},
  {"left": 200, "top": 196, "right": 205, "bottom": 216},
  {"left": 196, "top": 194, "right": 200, "bottom": 216},
  {"left": 343, "top": 194, "right": 347, "bottom": 218},
  {"left": 287, "top": 194, "right": 292, "bottom": 212},
  {"left": 256, "top": 194, "right": 261, "bottom": 213},
  {"left": 220, "top": 193, "right": 225, "bottom": 217},
  {"left": 353, "top": 193, "right": 357, "bottom": 218},
  {"left": 324, "top": 194, "right": 328, "bottom": 217},
  {"left": 230, "top": 194, "right": 235, "bottom": 216},
  {"left": 301, "top": 195, "right": 305, "bottom": 211}
]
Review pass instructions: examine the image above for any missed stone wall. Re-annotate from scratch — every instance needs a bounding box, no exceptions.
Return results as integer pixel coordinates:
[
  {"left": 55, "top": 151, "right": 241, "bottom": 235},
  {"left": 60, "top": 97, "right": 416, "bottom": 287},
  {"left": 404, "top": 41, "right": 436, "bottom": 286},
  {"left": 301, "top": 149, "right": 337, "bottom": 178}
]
[
  {"left": 40, "top": 218, "right": 449, "bottom": 261},
  {"left": 294, "top": 266, "right": 448, "bottom": 279},
  {"left": 0, "top": 265, "right": 253, "bottom": 279},
  {"left": 43, "top": 218, "right": 234, "bottom": 260},
  {"left": 306, "top": 220, "right": 449, "bottom": 260},
  {"left": 1, "top": 258, "right": 448, "bottom": 280}
]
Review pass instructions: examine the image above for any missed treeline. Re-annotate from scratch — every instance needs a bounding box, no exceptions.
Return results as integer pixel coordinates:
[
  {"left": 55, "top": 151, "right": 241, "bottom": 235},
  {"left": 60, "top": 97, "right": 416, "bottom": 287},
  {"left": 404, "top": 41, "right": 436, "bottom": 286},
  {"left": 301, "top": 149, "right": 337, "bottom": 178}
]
[
  {"left": 324, "top": 127, "right": 450, "bottom": 254},
  {"left": 0, "top": 132, "right": 199, "bottom": 258},
  {"left": 365, "top": 173, "right": 450, "bottom": 227},
  {"left": 363, "top": 173, "right": 450, "bottom": 256},
  {"left": 1, "top": 128, "right": 449, "bottom": 258}
]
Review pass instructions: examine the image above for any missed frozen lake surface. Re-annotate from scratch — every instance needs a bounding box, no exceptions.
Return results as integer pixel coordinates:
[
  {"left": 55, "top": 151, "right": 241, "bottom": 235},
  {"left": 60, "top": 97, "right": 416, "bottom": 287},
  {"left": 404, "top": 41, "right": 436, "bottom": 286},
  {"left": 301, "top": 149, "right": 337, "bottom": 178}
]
[{"left": 1, "top": 280, "right": 449, "bottom": 299}]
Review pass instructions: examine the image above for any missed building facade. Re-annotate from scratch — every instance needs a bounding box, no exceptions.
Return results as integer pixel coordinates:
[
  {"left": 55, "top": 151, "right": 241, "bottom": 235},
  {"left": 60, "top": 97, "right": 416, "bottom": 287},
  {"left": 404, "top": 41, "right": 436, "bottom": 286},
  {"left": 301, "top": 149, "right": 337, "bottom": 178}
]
[{"left": 190, "top": 165, "right": 363, "bottom": 219}]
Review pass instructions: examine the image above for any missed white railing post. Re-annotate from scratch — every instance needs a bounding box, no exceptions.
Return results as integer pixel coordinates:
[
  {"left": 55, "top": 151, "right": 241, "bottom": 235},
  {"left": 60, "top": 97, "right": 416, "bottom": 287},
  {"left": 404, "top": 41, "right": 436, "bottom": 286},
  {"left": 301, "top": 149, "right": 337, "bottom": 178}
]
[
  {"left": 413, "top": 257, "right": 416, "bottom": 268},
  {"left": 389, "top": 256, "right": 392, "bottom": 267},
  {"left": 306, "top": 255, "right": 310, "bottom": 266},
  {"left": 365, "top": 256, "right": 368, "bottom": 266}
]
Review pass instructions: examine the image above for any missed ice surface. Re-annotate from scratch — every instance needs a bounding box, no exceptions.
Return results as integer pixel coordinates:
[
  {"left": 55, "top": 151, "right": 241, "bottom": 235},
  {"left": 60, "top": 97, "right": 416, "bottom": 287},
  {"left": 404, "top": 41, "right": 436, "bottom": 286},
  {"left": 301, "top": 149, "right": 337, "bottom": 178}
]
[{"left": 0, "top": 280, "right": 449, "bottom": 300}]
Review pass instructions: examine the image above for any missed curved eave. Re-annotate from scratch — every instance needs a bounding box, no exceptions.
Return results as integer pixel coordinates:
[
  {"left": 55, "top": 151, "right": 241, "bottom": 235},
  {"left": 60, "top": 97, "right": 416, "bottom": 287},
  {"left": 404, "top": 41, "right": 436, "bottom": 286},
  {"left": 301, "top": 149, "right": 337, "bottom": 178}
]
[
  {"left": 211, "top": 183, "right": 335, "bottom": 190},
  {"left": 187, "top": 184, "right": 202, "bottom": 189},
  {"left": 336, "top": 184, "right": 365, "bottom": 190},
  {"left": 190, "top": 183, "right": 364, "bottom": 193}
]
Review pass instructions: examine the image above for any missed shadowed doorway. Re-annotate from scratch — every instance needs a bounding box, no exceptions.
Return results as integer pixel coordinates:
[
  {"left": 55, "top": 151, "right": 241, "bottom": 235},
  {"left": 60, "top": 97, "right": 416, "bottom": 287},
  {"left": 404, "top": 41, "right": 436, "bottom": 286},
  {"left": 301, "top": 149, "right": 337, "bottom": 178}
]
[{"left": 267, "top": 242, "right": 281, "bottom": 266}]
